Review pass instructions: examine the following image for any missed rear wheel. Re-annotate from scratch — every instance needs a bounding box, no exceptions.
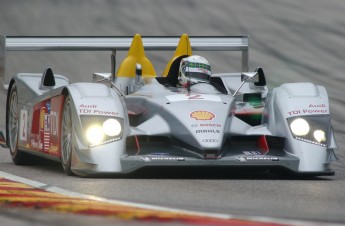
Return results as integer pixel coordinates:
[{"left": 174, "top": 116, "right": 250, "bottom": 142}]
[
  {"left": 6, "top": 83, "right": 33, "bottom": 164},
  {"left": 61, "top": 95, "right": 75, "bottom": 176}
]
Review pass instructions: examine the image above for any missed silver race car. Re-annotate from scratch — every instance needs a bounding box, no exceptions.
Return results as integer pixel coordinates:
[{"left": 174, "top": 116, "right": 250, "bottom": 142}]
[{"left": 0, "top": 34, "right": 338, "bottom": 176}]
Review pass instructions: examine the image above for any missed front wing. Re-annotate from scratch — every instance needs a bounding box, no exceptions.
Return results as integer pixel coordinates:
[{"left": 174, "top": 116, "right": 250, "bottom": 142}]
[
  {"left": 121, "top": 154, "right": 299, "bottom": 174},
  {"left": 75, "top": 135, "right": 335, "bottom": 176}
]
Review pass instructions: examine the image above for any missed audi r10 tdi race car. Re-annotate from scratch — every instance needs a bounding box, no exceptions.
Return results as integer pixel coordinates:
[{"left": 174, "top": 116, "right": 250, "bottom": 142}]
[{"left": 0, "top": 34, "right": 338, "bottom": 177}]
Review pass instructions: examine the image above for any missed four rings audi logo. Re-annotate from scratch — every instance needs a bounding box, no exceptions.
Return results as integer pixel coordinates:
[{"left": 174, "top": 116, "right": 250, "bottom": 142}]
[{"left": 202, "top": 139, "right": 219, "bottom": 142}]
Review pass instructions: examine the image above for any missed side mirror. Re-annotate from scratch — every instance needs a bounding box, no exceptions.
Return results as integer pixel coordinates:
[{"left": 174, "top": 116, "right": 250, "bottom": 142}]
[
  {"left": 92, "top": 73, "right": 112, "bottom": 86},
  {"left": 241, "top": 72, "right": 259, "bottom": 83},
  {"left": 254, "top": 67, "right": 266, "bottom": 86},
  {"left": 233, "top": 72, "right": 259, "bottom": 97}
]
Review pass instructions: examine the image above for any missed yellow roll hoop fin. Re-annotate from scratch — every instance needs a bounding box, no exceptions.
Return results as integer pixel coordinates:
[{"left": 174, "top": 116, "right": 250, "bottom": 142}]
[
  {"left": 116, "top": 34, "right": 156, "bottom": 78},
  {"left": 163, "top": 33, "right": 192, "bottom": 77}
]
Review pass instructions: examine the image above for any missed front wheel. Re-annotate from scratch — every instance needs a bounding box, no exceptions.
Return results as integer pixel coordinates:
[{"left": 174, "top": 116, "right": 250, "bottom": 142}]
[
  {"left": 6, "top": 83, "right": 33, "bottom": 164},
  {"left": 60, "top": 95, "right": 75, "bottom": 176}
]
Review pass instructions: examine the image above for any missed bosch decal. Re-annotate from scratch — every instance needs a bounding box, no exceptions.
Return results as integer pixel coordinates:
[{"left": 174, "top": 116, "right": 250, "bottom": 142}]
[
  {"left": 191, "top": 123, "right": 222, "bottom": 128},
  {"left": 200, "top": 123, "right": 221, "bottom": 127}
]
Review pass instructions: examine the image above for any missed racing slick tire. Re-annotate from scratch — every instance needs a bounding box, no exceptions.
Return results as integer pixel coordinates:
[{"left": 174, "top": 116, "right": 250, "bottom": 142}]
[
  {"left": 6, "top": 83, "right": 34, "bottom": 164},
  {"left": 61, "top": 95, "right": 75, "bottom": 176}
]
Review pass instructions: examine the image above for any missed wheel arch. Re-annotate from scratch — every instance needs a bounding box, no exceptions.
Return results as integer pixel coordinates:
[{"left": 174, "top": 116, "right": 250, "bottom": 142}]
[
  {"left": 58, "top": 83, "right": 128, "bottom": 174},
  {"left": 5, "top": 79, "right": 17, "bottom": 146},
  {"left": 267, "top": 82, "right": 336, "bottom": 172}
]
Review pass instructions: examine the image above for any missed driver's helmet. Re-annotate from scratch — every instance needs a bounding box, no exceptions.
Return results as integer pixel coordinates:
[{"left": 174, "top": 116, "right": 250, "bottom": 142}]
[{"left": 178, "top": 55, "right": 212, "bottom": 86}]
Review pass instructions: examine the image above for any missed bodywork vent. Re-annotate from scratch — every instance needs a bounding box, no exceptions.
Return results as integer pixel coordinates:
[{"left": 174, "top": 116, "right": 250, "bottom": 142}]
[{"left": 280, "top": 83, "right": 319, "bottom": 98}]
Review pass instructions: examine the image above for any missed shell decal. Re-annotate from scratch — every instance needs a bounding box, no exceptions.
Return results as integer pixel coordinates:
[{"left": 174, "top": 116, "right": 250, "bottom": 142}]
[{"left": 190, "top": 111, "right": 215, "bottom": 120}]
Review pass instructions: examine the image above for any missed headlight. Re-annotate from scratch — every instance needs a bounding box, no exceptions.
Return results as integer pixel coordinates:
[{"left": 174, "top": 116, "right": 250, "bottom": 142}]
[
  {"left": 287, "top": 116, "right": 330, "bottom": 147},
  {"left": 103, "top": 118, "right": 121, "bottom": 136},
  {"left": 81, "top": 116, "right": 123, "bottom": 147},
  {"left": 290, "top": 118, "right": 310, "bottom": 136},
  {"left": 86, "top": 125, "right": 104, "bottom": 146},
  {"left": 313, "top": 130, "right": 326, "bottom": 143}
]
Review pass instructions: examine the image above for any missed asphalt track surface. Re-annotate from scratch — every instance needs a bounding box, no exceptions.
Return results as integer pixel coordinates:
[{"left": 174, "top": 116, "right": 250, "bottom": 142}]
[{"left": 0, "top": 1, "right": 345, "bottom": 225}]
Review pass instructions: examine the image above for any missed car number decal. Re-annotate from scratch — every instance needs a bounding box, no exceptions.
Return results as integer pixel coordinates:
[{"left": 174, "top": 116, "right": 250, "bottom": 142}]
[
  {"left": 166, "top": 94, "right": 221, "bottom": 102},
  {"left": 19, "top": 110, "right": 28, "bottom": 141}
]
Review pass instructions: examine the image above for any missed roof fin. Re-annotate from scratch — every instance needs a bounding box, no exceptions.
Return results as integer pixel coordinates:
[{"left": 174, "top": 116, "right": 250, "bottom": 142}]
[{"left": 162, "top": 34, "right": 192, "bottom": 77}]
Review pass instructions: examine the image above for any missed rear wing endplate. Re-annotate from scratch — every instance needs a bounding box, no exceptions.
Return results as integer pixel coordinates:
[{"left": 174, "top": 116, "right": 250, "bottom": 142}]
[{"left": 0, "top": 35, "right": 249, "bottom": 89}]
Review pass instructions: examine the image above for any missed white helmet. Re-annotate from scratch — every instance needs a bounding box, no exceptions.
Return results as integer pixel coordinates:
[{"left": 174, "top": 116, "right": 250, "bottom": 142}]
[{"left": 178, "top": 55, "right": 212, "bottom": 86}]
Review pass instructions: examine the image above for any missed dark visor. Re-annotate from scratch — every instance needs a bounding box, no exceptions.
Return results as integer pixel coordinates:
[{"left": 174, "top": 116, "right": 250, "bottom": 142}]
[{"left": 185, "top": 72, "right": 210, "bottom": 82}]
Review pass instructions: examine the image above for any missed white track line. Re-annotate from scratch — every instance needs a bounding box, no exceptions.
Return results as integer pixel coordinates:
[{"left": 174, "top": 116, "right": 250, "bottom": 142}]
[{"left": 0, "top": 170, "right": 341, "bottom": 226}]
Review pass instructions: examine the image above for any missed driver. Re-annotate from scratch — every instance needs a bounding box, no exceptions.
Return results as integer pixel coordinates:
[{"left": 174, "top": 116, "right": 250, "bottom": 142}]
[{"left": 178, "top": 55, "right": 212, "bottom": 87}]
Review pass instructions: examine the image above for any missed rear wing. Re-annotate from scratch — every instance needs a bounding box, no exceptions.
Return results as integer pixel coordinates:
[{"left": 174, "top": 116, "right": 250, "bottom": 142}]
[{"left": 0, "top": 35, "right": 249, "bottom": 89}]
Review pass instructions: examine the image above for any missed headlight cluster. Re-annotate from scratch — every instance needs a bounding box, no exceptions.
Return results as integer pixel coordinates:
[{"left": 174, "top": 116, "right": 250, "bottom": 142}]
[
  {"left": 81, "top": 116, "right": 123, "bottom": 147},
  {"left": 287, "top": 116, "right": 330, "bottom": 147}
]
